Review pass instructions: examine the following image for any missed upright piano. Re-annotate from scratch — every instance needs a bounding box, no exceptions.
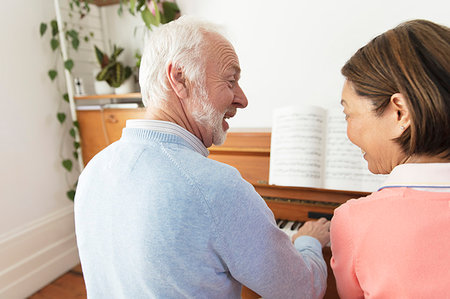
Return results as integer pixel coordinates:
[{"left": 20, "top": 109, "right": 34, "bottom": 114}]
[
  {"left": 77, "top": 109, "right": 367, "bottom": 298},
  {"left": 208, "top": 132, "right": 369, "bottom": 299}
]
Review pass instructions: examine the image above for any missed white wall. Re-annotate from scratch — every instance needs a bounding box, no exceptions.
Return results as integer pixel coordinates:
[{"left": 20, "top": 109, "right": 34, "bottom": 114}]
[
  {"left": 104, "top": 0, "right": 449, "bottom": 129},
  {"left": 0, "top": 1, "right": 80, "bottom": 297},
  {"left": 0, "top": 1, "right": 448, "bottom": 297}
]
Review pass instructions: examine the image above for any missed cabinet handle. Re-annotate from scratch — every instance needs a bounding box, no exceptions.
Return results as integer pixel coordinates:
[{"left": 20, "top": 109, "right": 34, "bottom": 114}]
[{"left": 106, "top": 114, "right": 118, "bottom": 123}]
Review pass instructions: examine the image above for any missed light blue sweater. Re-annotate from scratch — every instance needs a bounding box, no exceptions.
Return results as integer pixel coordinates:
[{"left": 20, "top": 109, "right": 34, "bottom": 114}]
[{"left": 75, "top": 127, "right": 327, "bottom": 298}]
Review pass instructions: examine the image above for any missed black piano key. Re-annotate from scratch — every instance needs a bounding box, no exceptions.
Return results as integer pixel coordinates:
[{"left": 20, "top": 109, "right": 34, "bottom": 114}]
[
  {"left": 279, "top": 220, "right": 288, "bottom": 229},
  {"left": 291, "top": 221, "right": 300, "bottom": 230}
]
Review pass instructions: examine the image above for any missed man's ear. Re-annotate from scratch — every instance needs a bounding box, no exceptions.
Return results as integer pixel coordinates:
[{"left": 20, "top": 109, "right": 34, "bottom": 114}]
[
  {"left": 167, "top": 63, "right": 188, "bottom": 99},
  {"left": 390, "top": 93, "right": 411, "bottom": 130}
]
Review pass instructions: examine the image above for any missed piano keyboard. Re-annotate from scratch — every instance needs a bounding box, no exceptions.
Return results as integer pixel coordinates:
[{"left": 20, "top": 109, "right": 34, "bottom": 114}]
[{"left": 276, "top": 219, "right": 303, "bottom": 239}]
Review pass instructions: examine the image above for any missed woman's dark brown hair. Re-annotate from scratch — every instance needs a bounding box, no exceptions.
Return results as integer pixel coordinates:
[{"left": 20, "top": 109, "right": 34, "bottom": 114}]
[{"left": 342, "top": 19, "right": 450, "bottom": 159}]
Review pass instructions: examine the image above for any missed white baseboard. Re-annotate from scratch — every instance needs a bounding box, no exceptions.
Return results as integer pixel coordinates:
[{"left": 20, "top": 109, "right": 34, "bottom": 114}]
[{"left": 0, "top": 206, "right": 80, "bottom": 299}]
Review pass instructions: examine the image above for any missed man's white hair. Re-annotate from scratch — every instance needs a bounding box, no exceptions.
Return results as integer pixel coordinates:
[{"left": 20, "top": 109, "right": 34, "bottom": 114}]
[{"left": 139, "top": 16, "right": 223, "bottom": 108}]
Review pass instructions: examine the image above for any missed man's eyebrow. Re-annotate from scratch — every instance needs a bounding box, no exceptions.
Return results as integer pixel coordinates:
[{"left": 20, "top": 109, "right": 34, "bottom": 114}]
[{"left": 226, "top": 65, "right": 241, "bottom": 79}]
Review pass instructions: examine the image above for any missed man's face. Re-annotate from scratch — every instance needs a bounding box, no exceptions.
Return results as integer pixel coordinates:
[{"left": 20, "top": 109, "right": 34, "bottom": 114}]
[{"left": 191, "top": 33, "right": 248, "bottom": 146}]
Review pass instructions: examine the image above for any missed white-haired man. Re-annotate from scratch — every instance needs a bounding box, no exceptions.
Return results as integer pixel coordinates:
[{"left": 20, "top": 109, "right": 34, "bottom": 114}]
[{"left": 75, "top": 16, "right": 330, "bottom": 298}]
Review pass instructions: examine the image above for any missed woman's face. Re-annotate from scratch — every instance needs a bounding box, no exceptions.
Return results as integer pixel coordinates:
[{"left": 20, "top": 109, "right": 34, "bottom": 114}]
[{"left": 341, "top": 80, "right": 407, "bottom": 174}]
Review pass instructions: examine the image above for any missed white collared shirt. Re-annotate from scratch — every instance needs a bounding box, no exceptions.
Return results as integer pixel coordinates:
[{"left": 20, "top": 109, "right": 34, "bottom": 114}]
[{"left": 379, "top": 163, "right": 450, "bottom": 192}]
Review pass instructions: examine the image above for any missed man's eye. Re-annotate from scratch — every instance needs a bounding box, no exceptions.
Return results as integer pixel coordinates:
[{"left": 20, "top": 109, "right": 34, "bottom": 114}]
[{"left": 228, "top": 80, "right": 236, "bottom": 87}]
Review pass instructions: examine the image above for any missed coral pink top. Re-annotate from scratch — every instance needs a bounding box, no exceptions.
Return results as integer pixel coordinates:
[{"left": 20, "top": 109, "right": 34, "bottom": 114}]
[{"left": 330, "top": 163, "right": 450, "bottom": 298}]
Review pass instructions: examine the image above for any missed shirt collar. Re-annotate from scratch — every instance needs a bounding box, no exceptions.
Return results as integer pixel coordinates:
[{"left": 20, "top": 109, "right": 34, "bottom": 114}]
[
  {"left": 378, "top": 163, "right": 450, "bottom": 192},
  {"left": 126, "top": 119, "right": 209, "bottom": 157}
]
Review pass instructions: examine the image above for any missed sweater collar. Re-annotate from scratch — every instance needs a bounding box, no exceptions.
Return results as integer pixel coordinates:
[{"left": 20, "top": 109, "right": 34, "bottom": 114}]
[{"left": 126, "top": 119, "right": 209, "bottom": 157}]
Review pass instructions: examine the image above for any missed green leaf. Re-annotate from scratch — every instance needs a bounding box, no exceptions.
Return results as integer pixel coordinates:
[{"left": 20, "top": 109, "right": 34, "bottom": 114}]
[
  {"left": 72, "top": 38, "right": 80, "bottom": 50},
  {"left": 67, "top": 29, "right": 78, "bottom": 39},
  {"left": 83, "top": 1, "right": 90, "bottom": 13},
  {"left": 74, "top": 141, "right": 81, "bottom": 149},
  {"left": 84, "top": 36, "right": 89, "bottom": 42},
  {"left": 62, "top": 159, "right": 73, "bottom": 172},
  {"left": 63, "top": 93, "right": 69, "bottom": 102},
  {"left": 136, "top": 0, "right": 146, "bottom": 11},
  {"left": 57, "top": 112, "right": 66, "bottom": 124},
  {"left": 111, "top": 45, "right": 124, "bottom": 61},
  {"left": 129, "top": 0, "right": 136, "bottom": 15},
  {"left": 141, "top": 6, "right": 158, "bottom": 29},
  {"left": 73, "top": 151, "right": 79, "bottom": 160},
  {"left": 40, "top": 23, "right": 47, "bottom": 36},
  {"left": 90, "top": 32, "right": 94, "bottom": 37},
  {"left": 64, "top": 59, "right": 74, "bottom": 72},
  {"left": 69, "top": 127, "right": 76, "bottom": 138},
  {"left": 162, "top": 2, "right": 179, "bottom": 24},
  {"left": 73, "top": 120, "right": 80, "bottom": 129},
  {"left": 48, "top": 70, "right": 57, "bottom": 81},
  {"left": 50, "top": 38, "right": 59, "bottom": 51},
  {"left": 94, "top": 45, "right": 107, "bottom": 67},
  {"left": 152, "top": 0, "right": 161, "bottom": 25},
  {"left": 117, "top": 0, "right": 123, "bottom": 16},
  {"left": 66, "top": 189, "right": 76, "bottom": 201},
  {"left": 50, "top": 20, "right": 58, "bottom": 37}
]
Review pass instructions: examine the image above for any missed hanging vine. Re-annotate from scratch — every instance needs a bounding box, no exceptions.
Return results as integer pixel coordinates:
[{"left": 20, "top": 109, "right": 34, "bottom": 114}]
[
  {"left": 39, "top": 0, "right": 93, "bottom": 201},
  {"left": 39, "top": 0, "right": 180, "bottom": 201}
]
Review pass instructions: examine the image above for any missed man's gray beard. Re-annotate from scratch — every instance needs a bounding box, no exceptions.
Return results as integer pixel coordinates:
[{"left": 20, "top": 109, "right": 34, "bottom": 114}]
[{"left": 191, "top": 86, "right": 227, "bottom": 146}]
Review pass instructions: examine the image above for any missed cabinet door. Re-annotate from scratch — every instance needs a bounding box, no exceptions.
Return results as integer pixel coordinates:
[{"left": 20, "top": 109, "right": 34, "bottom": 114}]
[
  {"left": 103, "top": 108, "right": 146, "bottom": 143},
  {"left": 77, "top": 110, "right": 108, "bottom": 164},
  {"left": 77, "top": 108, "right": 146, "bottom": 165}
]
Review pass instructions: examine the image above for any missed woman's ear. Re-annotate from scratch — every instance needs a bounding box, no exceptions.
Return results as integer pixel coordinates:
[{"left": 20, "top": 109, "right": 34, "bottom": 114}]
[
  {"left": 390, "top": 93, "right": 411, "bottom": 131},
  {"left": 167, "top": 63, "right": 188, "bottom": 99}
]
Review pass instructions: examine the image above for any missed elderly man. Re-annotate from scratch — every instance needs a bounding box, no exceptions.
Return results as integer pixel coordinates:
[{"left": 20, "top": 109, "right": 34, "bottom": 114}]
[{"left": 75, "top": 16, "right": 329, "bottom": 298}]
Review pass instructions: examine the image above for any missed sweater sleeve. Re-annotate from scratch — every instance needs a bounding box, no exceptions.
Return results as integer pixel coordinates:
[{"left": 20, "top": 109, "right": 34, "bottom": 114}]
[
  {"left": 295, "top": 236, "right": 328, "bottom": 295},
  {"left": 330, "top": 202, "right": 364, "bottom": 299},
  {"left": 207, "top": 172, "right": 327, "bottom": 299}
]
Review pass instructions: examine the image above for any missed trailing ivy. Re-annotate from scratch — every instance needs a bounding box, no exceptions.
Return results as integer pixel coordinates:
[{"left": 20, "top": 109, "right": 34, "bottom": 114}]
[{"left": 39, "top": 0, "right": 93, "bottom": 201}]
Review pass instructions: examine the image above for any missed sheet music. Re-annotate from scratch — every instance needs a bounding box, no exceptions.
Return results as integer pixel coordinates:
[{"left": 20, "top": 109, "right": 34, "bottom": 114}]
[
  {"left": 269, "top": 106, "right": 327, "bottom": 188},
  {"left": 269, "top": 105, "right": 386, "bottom": 192}
]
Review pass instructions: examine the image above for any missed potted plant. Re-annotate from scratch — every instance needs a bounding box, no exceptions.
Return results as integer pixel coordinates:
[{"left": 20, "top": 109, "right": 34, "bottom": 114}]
[{"left": 94, "top": 45, "right": 134, "bottom": 94}]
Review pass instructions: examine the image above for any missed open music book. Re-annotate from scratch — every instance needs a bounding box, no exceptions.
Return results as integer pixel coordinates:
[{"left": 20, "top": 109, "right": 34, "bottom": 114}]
[{"left": 269, "top": 105, "right": 385, "bottom": 192}]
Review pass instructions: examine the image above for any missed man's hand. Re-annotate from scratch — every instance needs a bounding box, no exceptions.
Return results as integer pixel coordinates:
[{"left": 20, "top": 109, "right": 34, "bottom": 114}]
[{"left": 292, "top": 218, "right": 330, "bottom": 247}]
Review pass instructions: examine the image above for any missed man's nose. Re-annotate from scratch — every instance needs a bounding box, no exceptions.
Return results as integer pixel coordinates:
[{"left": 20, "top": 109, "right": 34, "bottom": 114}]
[{"left": 234, "top": 84, "right": 248, "bottom": 108}]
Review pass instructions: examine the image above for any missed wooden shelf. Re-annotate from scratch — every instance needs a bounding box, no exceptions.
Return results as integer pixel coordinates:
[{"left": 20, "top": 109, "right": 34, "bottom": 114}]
[{"left": 74, "top": 93, "right": 141, "bottom": 100}]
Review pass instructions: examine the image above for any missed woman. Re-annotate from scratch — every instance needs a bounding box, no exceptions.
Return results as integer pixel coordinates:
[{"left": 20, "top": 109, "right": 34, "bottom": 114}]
[{"left": 330, "top": 19, "right": 450, "bottom": 298}]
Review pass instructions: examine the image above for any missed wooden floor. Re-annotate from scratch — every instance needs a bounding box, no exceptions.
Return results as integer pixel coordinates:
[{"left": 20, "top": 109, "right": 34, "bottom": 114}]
[{"left": 28, "top": 265, "right": 87, "bottom": 299}]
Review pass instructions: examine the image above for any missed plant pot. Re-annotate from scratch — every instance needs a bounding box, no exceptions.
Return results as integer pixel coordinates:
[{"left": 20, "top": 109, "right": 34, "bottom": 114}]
[
  {"left": 94, "top": 80, "right": 114, "bottom": 95},
  {"left": 114, "top": 77, "right": 135, "bottom": 94},
  {"left": 92, "top": 69, "right": 114, "bottom": 94}
]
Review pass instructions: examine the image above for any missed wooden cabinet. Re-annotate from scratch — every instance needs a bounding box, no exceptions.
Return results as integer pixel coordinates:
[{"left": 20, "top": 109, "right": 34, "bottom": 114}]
[{"left": 77, "top": 107, "right": 146, "bottom": 164}]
